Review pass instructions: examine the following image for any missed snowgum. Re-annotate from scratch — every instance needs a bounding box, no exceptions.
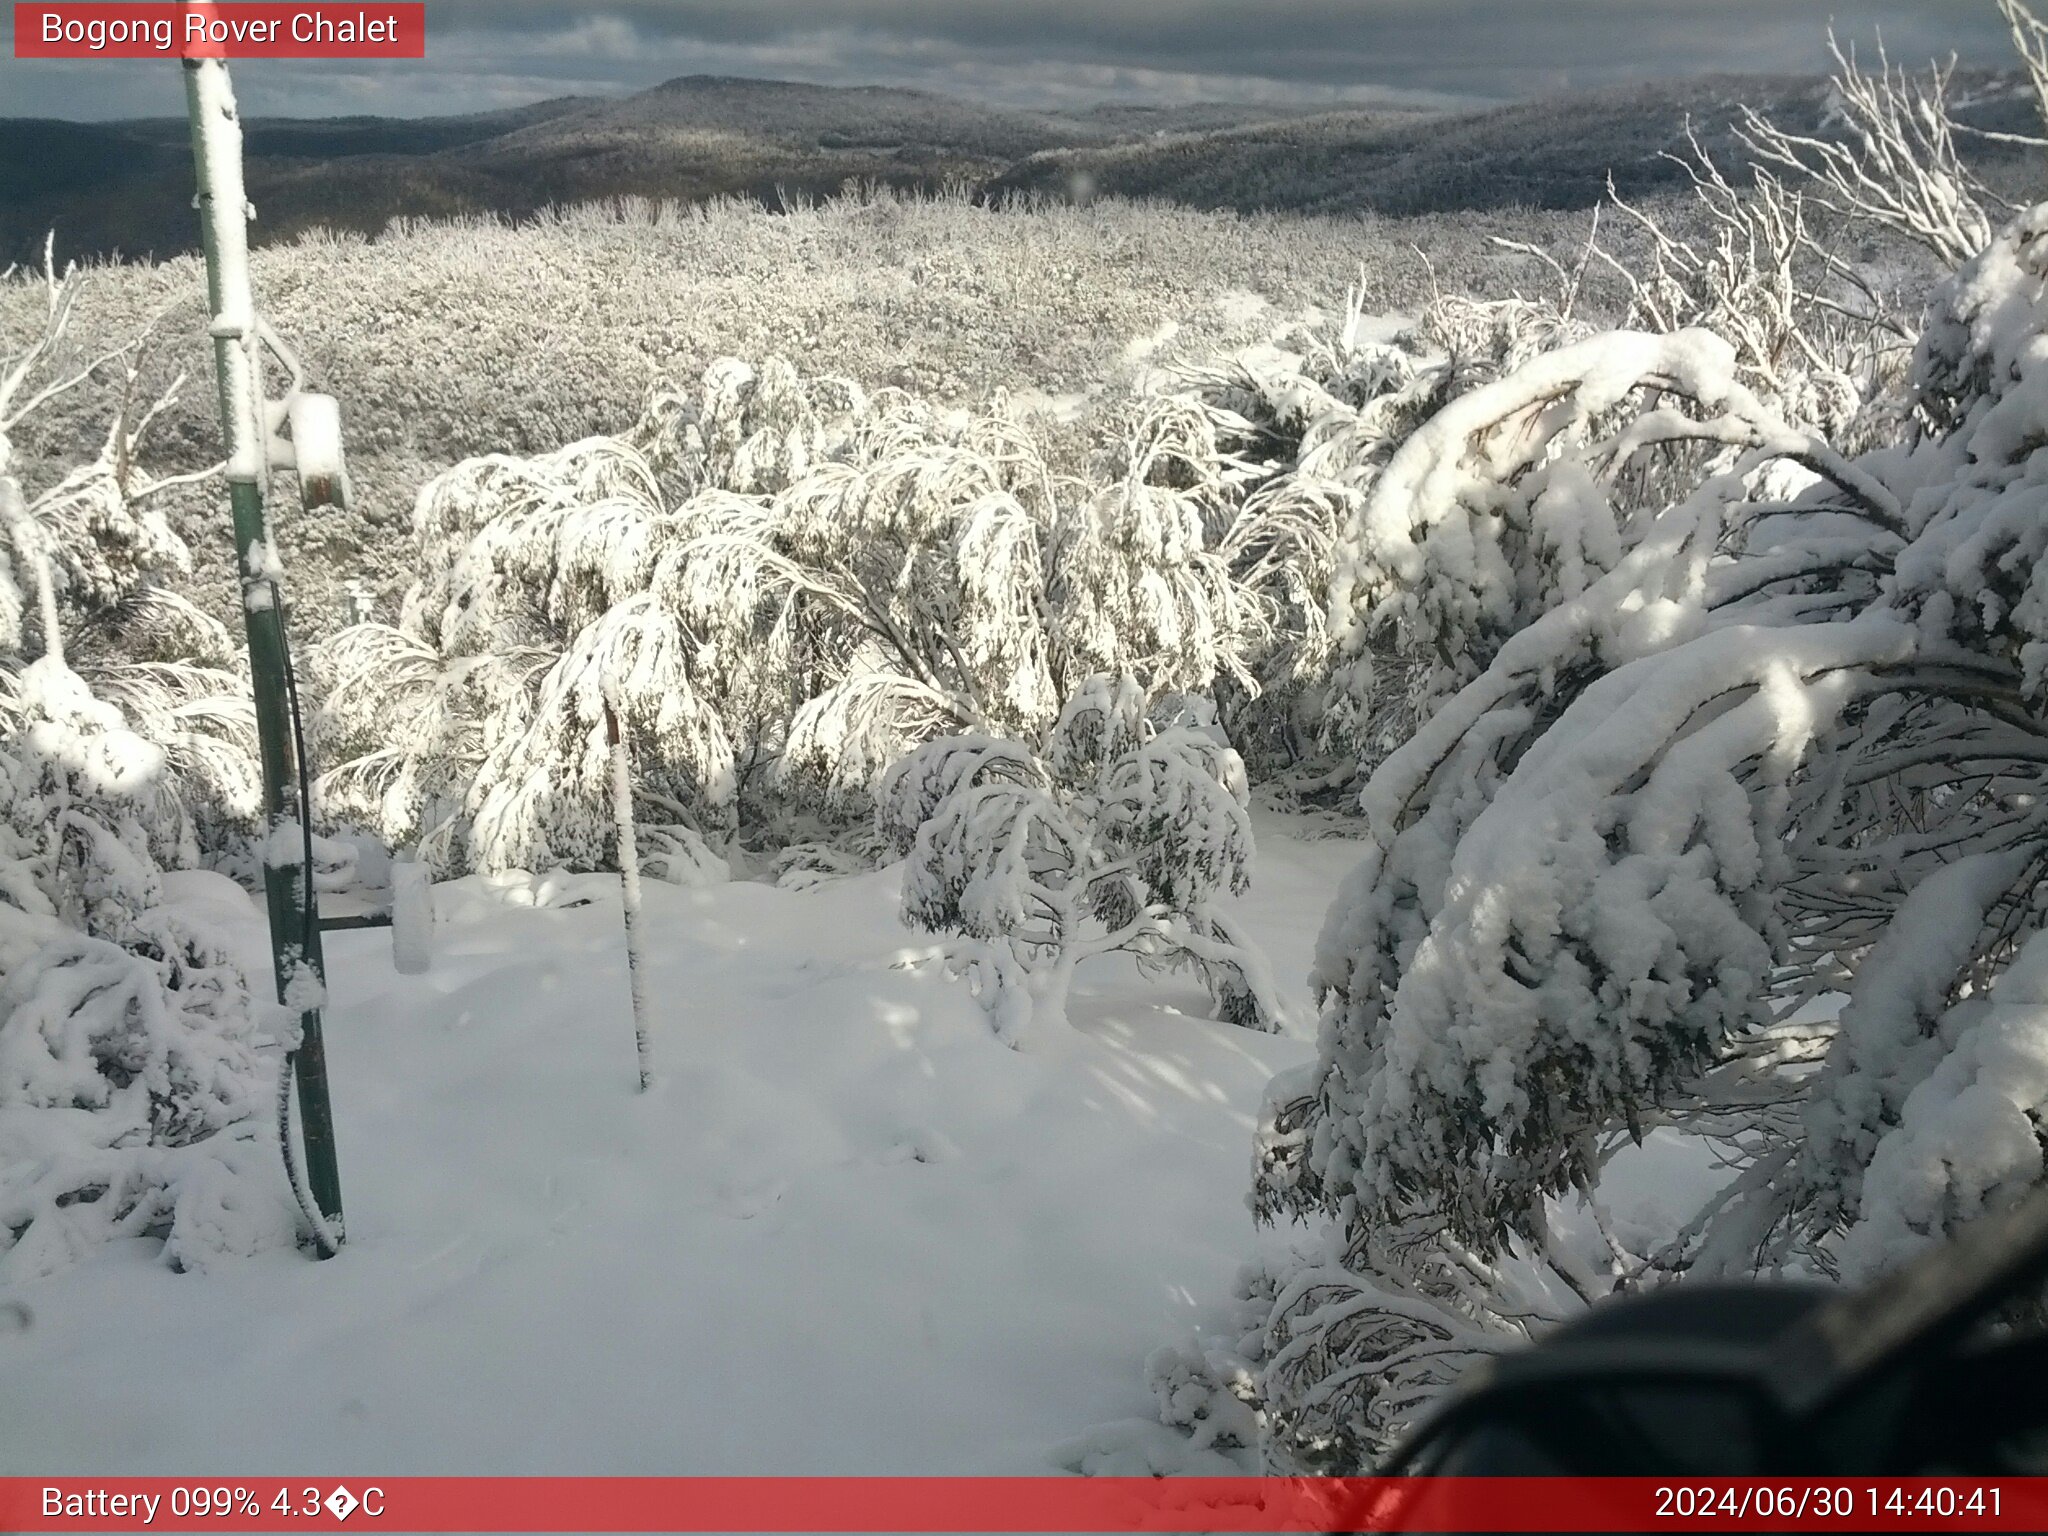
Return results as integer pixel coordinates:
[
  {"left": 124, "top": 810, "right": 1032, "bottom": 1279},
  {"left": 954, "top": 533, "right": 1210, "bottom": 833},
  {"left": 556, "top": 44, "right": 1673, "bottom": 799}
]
[
  {"left": 892, "top": 677, "right": 1284, "bottom": 1046},
  {"left": 314, "top": 354, "right": 1265, "bottom": 870},
  {"left": 1249, "top": 190, "right": 2048, "bottom": 1466}
]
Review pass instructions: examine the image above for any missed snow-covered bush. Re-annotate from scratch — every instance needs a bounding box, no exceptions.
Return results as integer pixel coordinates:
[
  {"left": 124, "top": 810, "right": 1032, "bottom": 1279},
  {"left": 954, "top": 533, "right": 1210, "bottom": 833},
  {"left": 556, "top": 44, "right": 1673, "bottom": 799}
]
[
  {"left": 1244, "top": 189, "right": 2048, "bottom": 1464},
  {"left": 3, "top": 248, "right": 217, "bottom": 661},
  {"left": 314, "top": 355, "right": 1263, "bottom": 872},
  {"left": 0, "top": 241, "right": 288, "bottom": 1281},
  {"left": 0, "top": 658, "right": 294, "bottom": 1281},
  {"left": 1152, "top": 132, "right": 1920, "bottom": 792},
  {"left": 890, "top": 675, "right": 1283, "bottom": 1045},
  {"left": 1131, "top": 287, "right": 1549, "bottom": 779},
  {"left": 2, "top": 242, "right": 255, "bottom": 861},
  {"left": 310, "top": 433, "right": 739, "bottom": 874},
  {"left": 1139, "top": 1263, "right": 1277, "bottom": 1462}
]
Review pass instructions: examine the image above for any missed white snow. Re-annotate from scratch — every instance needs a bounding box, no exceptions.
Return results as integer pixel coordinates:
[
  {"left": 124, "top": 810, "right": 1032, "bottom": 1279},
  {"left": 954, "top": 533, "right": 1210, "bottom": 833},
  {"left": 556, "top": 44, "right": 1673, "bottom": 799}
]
[
  {"left": 0, "top": 814, "right": 1335, "bottom": 1475},
  {"left": 188, "top": 61, "right": 266, "bottom": 488},
  {"left": 1123, "top": 320, "right": 1181, "bottom": 365},
  {"left": 287, "top": 393, "right": 348, "bottom": 497},
  {"left": 389, "top": 859, "right": 433, "bottom": 976},
  {"left": 1839, "top": 927, "right": 2048, "bottom": 1280}
]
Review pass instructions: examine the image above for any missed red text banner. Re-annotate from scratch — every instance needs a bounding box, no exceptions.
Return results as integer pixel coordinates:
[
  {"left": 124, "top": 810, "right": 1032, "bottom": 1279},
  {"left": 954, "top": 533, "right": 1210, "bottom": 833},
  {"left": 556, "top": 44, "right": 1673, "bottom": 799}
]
[
  {"left": 2, "top": 1477, "right": 2046, "bottom": 1532},
  {"left": 13, "top": 5, "right": 426, "bottom": 59}
]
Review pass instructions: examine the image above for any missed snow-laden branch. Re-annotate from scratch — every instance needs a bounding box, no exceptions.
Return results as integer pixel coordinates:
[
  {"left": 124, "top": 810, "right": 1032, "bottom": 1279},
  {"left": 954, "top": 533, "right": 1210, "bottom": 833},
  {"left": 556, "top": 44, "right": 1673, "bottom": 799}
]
[{"left": 1737, "top": 30, "right": 1998, "bottom": 267}]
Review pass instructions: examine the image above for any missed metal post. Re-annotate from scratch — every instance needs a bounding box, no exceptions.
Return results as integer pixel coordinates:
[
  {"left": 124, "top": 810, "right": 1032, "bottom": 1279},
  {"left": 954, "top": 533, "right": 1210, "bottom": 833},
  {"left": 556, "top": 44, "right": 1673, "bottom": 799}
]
[
  {"left": 183, "top": 52, "right": 345, "bottom": 1252},
  {"left": 604, "top": 695, "right": 653, "bottom": 1091}
]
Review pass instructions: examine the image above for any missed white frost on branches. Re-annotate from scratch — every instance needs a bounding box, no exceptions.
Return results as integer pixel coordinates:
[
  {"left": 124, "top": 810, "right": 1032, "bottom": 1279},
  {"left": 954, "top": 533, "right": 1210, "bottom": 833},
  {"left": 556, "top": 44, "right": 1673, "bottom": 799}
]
[
  {"left": 892, "top": 678, "right": 1284, "bottom": 1046},
  {"left": 1738, "top": 30, "right": 2002, "bottom": 270},
  {"left": 0, "top": 660, "right": 294, "bottom": 1281},
  {"left": 1250, "top": 186, "right": 2048, "bottom": 1465},
  {"left": 317, "top": 355, "right": 1267, "bottom": 870}
]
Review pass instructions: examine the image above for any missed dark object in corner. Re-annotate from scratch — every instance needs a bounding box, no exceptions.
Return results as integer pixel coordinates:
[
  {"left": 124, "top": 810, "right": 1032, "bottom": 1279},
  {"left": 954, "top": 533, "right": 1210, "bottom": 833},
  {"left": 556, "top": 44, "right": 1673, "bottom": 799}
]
[{"left": 1383, "top": 1191, "right": 2048, "bottom": 1474}]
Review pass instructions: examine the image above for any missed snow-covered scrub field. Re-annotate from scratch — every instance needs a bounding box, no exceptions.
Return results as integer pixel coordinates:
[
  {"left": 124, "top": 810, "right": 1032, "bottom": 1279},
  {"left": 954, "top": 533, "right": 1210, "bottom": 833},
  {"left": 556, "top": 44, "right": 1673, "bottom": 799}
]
[
  {"left": 8, "top": 0, "right": 2048, "bottom": 1476},
  {"left": 0, "top": 188, "right": 1613, "bottom": 640}
]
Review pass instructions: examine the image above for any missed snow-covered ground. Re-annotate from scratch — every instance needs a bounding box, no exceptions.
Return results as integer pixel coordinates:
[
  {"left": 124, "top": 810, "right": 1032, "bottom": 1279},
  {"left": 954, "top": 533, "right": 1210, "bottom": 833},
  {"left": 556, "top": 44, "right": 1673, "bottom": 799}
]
[{"left": 0, "top": 815, "right": 1359, "bottom": 1475}]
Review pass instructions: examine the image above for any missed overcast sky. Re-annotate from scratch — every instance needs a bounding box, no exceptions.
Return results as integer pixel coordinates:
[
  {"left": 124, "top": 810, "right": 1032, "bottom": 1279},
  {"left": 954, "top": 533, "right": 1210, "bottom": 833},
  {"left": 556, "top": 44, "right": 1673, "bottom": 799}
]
[{"left": 0, "top": 1, "right": 2024, "bottom": 120}]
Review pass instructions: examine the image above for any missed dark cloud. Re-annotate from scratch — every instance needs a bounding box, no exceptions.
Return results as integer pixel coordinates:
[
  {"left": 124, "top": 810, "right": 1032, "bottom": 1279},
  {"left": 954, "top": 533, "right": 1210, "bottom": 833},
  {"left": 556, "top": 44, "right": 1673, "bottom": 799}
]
[{"left": 0, "top": 0, "right": 2021, "bottom": 120}]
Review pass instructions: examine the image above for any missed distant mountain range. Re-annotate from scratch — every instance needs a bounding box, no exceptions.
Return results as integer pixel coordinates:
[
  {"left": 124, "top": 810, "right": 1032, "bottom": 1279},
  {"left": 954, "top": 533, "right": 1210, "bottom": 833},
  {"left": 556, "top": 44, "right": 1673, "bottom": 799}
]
[
  {"left": 3, "top": 70, "right": 2042, "bottom": 265},
  {"left": 991, "top": 71, "right": 2048, "bottom": 216}
]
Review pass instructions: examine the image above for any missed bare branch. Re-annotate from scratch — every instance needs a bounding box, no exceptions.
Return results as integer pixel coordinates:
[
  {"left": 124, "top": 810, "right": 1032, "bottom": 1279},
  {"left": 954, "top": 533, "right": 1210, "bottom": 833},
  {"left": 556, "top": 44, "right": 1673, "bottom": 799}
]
[{"left": 1736, "top": 31, "right": 1998, "bottom": 266}]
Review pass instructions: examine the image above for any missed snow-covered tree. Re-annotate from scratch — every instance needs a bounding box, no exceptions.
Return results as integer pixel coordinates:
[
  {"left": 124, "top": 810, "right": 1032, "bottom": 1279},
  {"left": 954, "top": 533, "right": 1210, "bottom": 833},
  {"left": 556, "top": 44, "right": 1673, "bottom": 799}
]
[
  {"left": 890, "top": 675, "right": 1284, "bottom": 1045},
  {"left": 0, "top": 238, "right": 292, "bottom": 1281},
  {"left": 468, "top": 594, "right": 736, "bottom": 876},
  {"left": 3, "top": 243, "right": 220, "bottom": 665},
  {"left": 311, "top": 433, "right": 738, "bottom": 875},
  {"left": 315, "top": 354, "right": 1265, "bottom": 870},
  {"left": 1, "top": 240, "right": 254, "bottom": 864},
  {"left": 1244, "top": 191, "right": 2048, "bottom": 1466},
  {"left": 1154, "top": 277, "right": 1606, "bottom": 780}
]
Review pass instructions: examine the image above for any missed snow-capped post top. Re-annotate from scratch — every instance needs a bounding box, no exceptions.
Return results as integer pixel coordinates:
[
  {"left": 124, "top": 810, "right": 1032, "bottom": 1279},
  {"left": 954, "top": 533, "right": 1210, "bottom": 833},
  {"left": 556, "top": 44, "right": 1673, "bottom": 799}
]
[
  {"left": 185, "top": 52, "right": 262, "bottom": 486},
  {"left": 287, "top": 392, "right": 351, "bottom": 512}
]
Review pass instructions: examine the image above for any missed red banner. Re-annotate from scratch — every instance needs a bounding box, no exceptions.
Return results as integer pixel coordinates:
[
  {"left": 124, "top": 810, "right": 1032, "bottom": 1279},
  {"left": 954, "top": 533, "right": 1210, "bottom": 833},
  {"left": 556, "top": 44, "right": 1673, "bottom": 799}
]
[
  {"left": 12, "top": 4, "right": 425, "bottom": 59},
  {"left": 0, "top": 1478, "right": 2044, "bottom": 1532}
]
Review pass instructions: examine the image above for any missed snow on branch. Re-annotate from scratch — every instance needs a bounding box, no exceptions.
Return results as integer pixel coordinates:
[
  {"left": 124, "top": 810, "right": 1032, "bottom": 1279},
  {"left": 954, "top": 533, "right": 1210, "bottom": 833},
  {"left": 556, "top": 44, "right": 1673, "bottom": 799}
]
[
  {"left": 891, "top": 681, "right": 1284, "bottom": 1045},
  {"left": 1255, "top": 185, "right": 2048, "bottom": 1457},
  {"left": 1736, "top": 30, "right": 1999, "bottom": 267},
  {"left": 1, "top": 659, "right": 294, "bottom": 1280}
]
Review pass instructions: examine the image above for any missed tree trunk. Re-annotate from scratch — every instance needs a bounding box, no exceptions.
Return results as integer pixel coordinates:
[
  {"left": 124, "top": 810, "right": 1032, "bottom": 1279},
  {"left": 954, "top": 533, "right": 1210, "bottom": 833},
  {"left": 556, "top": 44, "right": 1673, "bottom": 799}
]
[{"left": 0, "top": 474, "right": 62, "bottom": 664}]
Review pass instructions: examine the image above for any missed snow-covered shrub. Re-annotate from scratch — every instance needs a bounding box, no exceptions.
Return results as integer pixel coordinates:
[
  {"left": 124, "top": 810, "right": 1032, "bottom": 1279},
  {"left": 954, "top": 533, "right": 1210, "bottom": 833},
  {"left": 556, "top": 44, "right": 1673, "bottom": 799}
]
[
  {"left": 1140, "top": 1263, "right": 1278, "bottom": 1462},
  {"left": 633, "top": 354, "right": 868, "bottom": 500},
  {"left": 2, "top": 249, "right": 218, "bottom": 661},
  {"left": 891, "top": 675, "right": 1283, "bottom": 1045},
  {"left": 1738, "top": 27, "right": 2009, "bottom": 270},
  {"left": 467, "top": 597, "right": 738, "bottom": 875},
  {"left": 1588, "top": 135, "right": 1910, "bottom": 455},
  {"left": 1148, "top": 283, "right": 1570, "bottom": 778},
  {"left": 0, "top": 659, "right": 294, "bottom": 1281},
  {"left": 310, "top": 435, "right": 741, "bottom": 873},
  {"left": 1144, "top": 132, "right": 1917, "bottom": 791},
  {"left": 315, "top": 355, "right": 1264, "bottom": 871},
  {"left": 1052, "top": 399, "right": 1258, "bottom": 709},
  {"left": 1, "top": 242, "right": 255, "bottom": 860},
  {"left": 0, "top": 243, "right": 288, "bottom": 1280},
  {"left": 1244, "top": 194, "right": 2048, "bottom": 1464},
  {"left": 873, "top": 734, "right": 1049, "bottom": 853}
]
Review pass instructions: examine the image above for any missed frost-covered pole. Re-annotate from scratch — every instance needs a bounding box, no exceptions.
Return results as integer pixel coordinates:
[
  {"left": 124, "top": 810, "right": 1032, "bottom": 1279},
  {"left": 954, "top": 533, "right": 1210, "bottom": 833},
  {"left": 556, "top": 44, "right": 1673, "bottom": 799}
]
[
  {"left": 603, "top": 694, "right": 653, "bottom": 1090},
  {"left": 184, "top": 50, "right": 345, "bottom": 1250}
]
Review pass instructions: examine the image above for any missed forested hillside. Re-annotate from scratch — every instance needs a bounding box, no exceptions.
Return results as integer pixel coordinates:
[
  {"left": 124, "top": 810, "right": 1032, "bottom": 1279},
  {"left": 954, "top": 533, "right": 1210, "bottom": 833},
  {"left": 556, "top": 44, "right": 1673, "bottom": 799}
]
[{"left": 9, "top": 62, "right": 2044, "bottom": 265}]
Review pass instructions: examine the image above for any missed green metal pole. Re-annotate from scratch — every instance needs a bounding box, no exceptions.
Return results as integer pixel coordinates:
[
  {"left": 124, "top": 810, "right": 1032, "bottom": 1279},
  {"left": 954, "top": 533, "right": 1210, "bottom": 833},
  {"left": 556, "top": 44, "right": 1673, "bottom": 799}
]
[{"left": 183, "top": 52, "right": 345, "bottom": 1253}]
